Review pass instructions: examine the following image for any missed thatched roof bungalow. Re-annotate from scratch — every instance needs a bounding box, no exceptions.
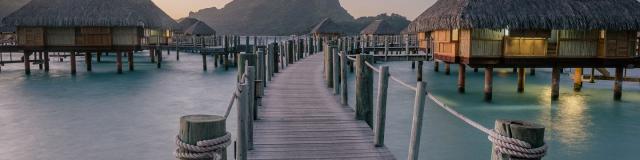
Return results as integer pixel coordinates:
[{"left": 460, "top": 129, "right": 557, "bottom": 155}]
[
  {"left": 310, "top": 18, "right": 343, "bottom": 37},
  {"left": 406, "top": 0, "right": 640, "bottom": 67},
  {"left": 361, "top": 20, "right": 397, "bottom": 36},
  {"left": 1, "top": 0, "right": 177, "bottom": 51}
]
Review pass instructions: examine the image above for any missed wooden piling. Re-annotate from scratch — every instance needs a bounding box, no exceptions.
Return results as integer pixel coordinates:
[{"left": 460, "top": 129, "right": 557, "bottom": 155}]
[
  {"left": 445, "top": 63, "right": 450, "bottom": 75},
  {"left": 458, "top": 64, "right": 466, "bottom": 93},
  {"left": 484, "top": 67, "right": 493, "bottom": 102},
  {"left": 85, "top": 52, "right": 92, "bottom": 72},
  {"left": 150, "top": 49, "right": 156, "bottom": 63},
  {"left": 551, "top": 67, "right": 560, "bottom": 101},
  {"left": 332, "top": 48, "right": 340, "bottom": 94},
  {"left": 97, "top": 52, "right": 102, "bottom": 62},
  {"left": 474, "top": 68, "right": 479, "bottom": 72},
  {"left": 434, "top": 61, "right": 439, "bottom": 72},
  {"left": 237, "top": 81, "right": 249, "bottom": 160},
  {"left": 589, "top": 68, "right": 595, "bottom": 83},
  {"left": 128, "top": 52, "right": 134, "bottom": 71},
  {"left": 417, "top": 61, "right": 423, "bottom": 81},
  {"left": 340, "top": 51, "right": 348, "bottom": 105},
  {"left": 374, "top": 66, "right": 389, "bottom": 147},
  {"left": 214, "top": 55, "right": 218, "bottom": 68},
  {"left": 573, "top": 68, "right": 583, "bottom": 92},
  {"left": 355, "top": 54, "right": 374, "bottom": 127},
  {"left": 44, "top": 52, "right": 50, "bottom": 72},
  {"left": 38, "top": 52, "right": 43, "bottom": 70},
  {"left": 238, "top": 53, "right": 256, "bottom": 81},
  {"left": 517, "top": 68, "right": 525, "bottom": 93},
  {"left": 614, "top": 67, "right": 623, "bottom": 101},
  {"left": 178, "top": 115, "right": 228, "bottom": 160},
  {"left": 202, "top": 54, "right": 208, "bottom": 71},
  {"left": 530, "top": 68, "right": 536, "bottom": 76},
  {"left": 156, "top": 50, "right": 162, "bottom": 69},
  {"left": 325, "top": 46, "right": 335, "bottom": 88},
  {"left": 24, "top": 52, "right": 31, "bottom": 75},
  {"left": 491, "top": 120, "right": 545, "bottom": 160},
  {"left": 408, "top": 82, "right": 426, "bottom": 160},
  {"left": 246, "top": 66, "right": 256, "bottom": 150},
  {"left": 71, "top": 52, "right": 77, "bottom": 75},
  {"left": 116, "top": 52, "right": 123, "bottom": 74}
]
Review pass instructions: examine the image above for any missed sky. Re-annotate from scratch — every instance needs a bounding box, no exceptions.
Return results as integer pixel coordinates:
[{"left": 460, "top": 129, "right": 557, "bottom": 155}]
[{"left": 152, "top": 0, "right": 437, "bottom": 20}]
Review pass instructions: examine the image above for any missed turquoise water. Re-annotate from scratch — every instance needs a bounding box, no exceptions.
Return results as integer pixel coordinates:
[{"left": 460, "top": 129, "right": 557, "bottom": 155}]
[{"left": 1, "top": 51, "right": 640, "bottom": 159}]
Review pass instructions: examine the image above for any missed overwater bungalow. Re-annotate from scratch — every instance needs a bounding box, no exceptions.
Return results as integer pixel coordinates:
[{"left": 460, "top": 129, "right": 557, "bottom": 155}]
[
  {"left": 174, "top": 18, "right": 216, "bottom": 47},
  {"left": 406, "top": 0, "right": 640, "bottom": 101},
  {"left": 360, "top": 20, "right": 397, "bottom": 48},
  {"left": 310, "top": 18, "right": 343, "bottom": 41}
]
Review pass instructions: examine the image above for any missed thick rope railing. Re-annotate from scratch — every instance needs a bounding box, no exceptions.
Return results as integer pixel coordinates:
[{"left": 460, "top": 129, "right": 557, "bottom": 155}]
[
  {"left": 364, "top": 61, "right": 380, "bottom": 73},
  {"left": 389, "top": 75, "right": 417, "bottom": 91},
  {"left": 427, "top": 93, "right": 548, "bottom": 159},
  {"left": 174, "top": 132, "right": 233, "bottom": 160}
]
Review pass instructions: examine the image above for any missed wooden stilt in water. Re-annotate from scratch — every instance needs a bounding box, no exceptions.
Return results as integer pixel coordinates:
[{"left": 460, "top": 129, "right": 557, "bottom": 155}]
[
  {"left": 38, "top": 52, "right": 43, "bottom": 70},
  {"left": 202, "top": 54, "right": 208, "bottom": 71},
  {"left": 214, "top": 55, "right": 218, "bottom": 68},
  {"left": 589, "top": 68, "right": 595, "bottom": 83},
  {"left": 411, "top": 61, "right": 415, "bottom": 69},
  {"left": 474, "top": 67, "right": 478, "bottom": 72},
  {"left": 530, "top": 68, "right": 536, "bottom": 76},
  {"left": 445, "top": 63, "right": 450, "bottom": 75},
  {"left": 517, "top": 68, "right": 525, "bottom": 93},
  {"left": 150, "top": 49, "right": 156, "bottom": 63},
  {"left": 551, "top": 66, "right": 560, "bottom": 101},
  {"left": 44, "top": 52, "right": 50, "bottom": 72},
  {"left": 70, "top": 52, "right": 77, "bottom": 75},
  {"left": 458, "top": 64, "right": 466, "bottom": 93},
  {"left": 156, "top": 50, "right": 162, "bottom": 69},
  {"left": 128, "top": 51, "right": 134, "bottom": 71},
  {"left": 491, "top": 120, "right": 545, "bottom": 160},
  {"left": 484, "top": 67, "right": 493, "bottom": 102},
  {"left": 96, "top": 52, "right": 102, "bottom": 62},
  {"left": 224, "top": 54, "right": 229, "bottom": 71},
  {"left": 178, "top": 115, "right": 228, "bottom": 160},
  {"left": 116, "top": 52, "right": 123, "bottom": 74},
  {"left": 85, "top": 52, "right": 92, "bottom": 72},
  {"left": 434, "top": 61, "right": 439, "bottom": 72},
  {"left": 573, "top": 68, "right": 583, "bottom": 92},
  {"left": 24, "top": 52, "right": 31, "bottom": 75},
  {"left": 614, "top": 67, "right": 623, "bottom": 101},
  {"left": 417, "top": 61, "right": 423, "bottom": 81}
]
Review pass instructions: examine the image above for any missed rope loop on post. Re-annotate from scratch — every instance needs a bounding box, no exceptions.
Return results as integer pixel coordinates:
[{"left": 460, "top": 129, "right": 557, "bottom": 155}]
[
  {"left": 174, "top": 132, "right": 232, "bottom": 160},
  {"left": 488, "top": 131, "right": 547, "bottom": 159}
]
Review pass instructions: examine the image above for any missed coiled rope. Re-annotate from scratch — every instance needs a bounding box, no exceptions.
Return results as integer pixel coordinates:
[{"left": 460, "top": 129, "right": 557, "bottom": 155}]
[
  {"left": 427, "top": 93, "right": 547, "bottom": 159},
  {"left": 174, "top": 132, "right": 232, "bottom": 160}
]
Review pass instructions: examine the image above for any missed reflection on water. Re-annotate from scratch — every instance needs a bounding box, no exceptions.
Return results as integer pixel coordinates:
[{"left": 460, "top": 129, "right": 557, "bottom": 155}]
[{"left": 539, "top": 87, "right": 592, "bottom": 153}]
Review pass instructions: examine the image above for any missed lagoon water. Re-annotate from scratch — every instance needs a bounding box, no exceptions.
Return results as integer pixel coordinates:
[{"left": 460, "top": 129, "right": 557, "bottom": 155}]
[{"left": 1, "top": 51, "right": 639, "bottom": 159}]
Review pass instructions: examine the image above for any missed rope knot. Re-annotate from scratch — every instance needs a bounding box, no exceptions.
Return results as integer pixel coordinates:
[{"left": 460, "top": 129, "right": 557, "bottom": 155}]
[
  {"left": 174, "top": 132, "right": 232, "bottom": 160},
  {"left": 488, "top": 130, "right": 547, "bottom": 159}
]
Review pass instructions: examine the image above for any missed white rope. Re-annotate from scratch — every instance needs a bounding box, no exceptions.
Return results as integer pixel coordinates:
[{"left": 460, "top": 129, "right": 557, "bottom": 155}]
[
  {"left": 364, "top": 61, "right": 380, "bottom": 73},
  {"left": 224, "top": 91, "right": 238, "bottom": 118},
  {"left": 389, "top": 75, "right": 417, "bottom": 91},
  {"left": 346, "top": 56, "right": 356, "bottom": 61},
  {"left": 427, "top": 93, "right": 547, "bottom": 159},
  {"left": 174, "top": 132, "right": 232, "bottom": 160}
]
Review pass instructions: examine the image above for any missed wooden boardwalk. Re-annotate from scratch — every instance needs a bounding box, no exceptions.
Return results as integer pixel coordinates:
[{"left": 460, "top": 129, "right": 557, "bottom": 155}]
[{"left": 249, "top": 53, "right": 395, "bottom": 160}]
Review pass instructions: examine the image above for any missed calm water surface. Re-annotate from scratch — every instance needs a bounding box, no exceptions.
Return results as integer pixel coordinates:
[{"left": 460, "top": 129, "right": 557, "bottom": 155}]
[{"left": 1, "top": 51, "right": 639, "bottom": 159}]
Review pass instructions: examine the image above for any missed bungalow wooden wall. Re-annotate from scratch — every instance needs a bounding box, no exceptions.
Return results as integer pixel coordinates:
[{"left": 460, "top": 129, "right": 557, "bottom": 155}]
[
  {"left": 469, "top": 29, "right": 503, "bottom": 57},
  {"left": 113, "top": 27, "right": 139, "bottom": 46},
  {"left": 504, "top": 30, "right": 549, "bottom": 57},
  {"left": 17, "top": 27, "right": 44, "bottom": 46},
  {"left": 558, "top": 30, "right": 598, "bottom": 57},
  {"left": 418, "top": 32, "right": 428, "bottom": 51},
  {"left": 46, "top": 28, "right": 75, "bottom": 46},
  {"left": 432, "top": 30, "right": 457, "bottom": 58},
  {"left": 604, "top": 31, "right": 636, "bottom": 57},
  {"left": 76, "top": 27, "right": 112, "bottom": 46}
]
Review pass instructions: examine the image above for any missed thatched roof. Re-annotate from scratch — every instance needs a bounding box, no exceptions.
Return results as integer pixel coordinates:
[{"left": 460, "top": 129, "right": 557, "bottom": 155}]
[
  {"left": 406, "top": 0, "right": 640, "bottom": 33},
  {"left": 310, "top": 18, "right": 343, "bottom": 34},
  {"left": 176, "top": 18, "right": 200, "bottom": 32},
  {"left": 361, "top": 20, "right": 397, "bottom": 35},
  {"left": 1, "top": 0, "right": 177, "bottom": 29},
  {"left": 0, "top": 23, "right": 16, "bottom": 33},
  {"left": 184, "top": 21, "right": 216, "bottom": 36}
]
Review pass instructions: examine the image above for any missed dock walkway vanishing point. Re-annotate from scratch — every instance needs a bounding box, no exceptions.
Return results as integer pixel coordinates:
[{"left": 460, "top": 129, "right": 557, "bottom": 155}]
[{"left": 248, "top": 53, "right": 395, "bottom": 160}]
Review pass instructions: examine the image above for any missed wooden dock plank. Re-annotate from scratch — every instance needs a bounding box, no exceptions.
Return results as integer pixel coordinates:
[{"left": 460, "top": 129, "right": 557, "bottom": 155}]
[{"left": 249, "top": 53, "right": 395, "bottom": 160}]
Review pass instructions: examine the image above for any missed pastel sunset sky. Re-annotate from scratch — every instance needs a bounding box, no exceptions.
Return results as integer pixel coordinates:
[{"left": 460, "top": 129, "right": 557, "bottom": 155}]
[{"left": 152, "top": 0, "right": 437, "bottom": 20}]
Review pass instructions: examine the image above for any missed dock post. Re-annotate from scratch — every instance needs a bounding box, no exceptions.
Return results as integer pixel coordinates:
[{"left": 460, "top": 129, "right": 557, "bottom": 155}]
[
  {"left": 224, "top": 54, "right": 229, "bottom": 71},
  {"left": 445, "top": 63, "right": 450, "bottom": 75},
  {"left": 408, "top": 82, "right": 426, "bottom": 160},
  {"left": 237, "top": 79, "right": 250, "bottom": 160},
  {"left": 517, "top": 68, "right": 525, "bottom": 93},
  {"left": 530, "top": 68, "right": 536, "bottom": 76},
  {"left": 614, "top": 67, "right": 623, "bottom": 101},
  {"left": 325, "top": 45, "right": 335, "bottom": 88},
  {"left": 238, "top": 53, "right": 256, "bottom": 81},
  {"left": 85, "top": 52, "right": 92, "bottom": 72},
  {"left": 38, "top": 52, "right": 43, "bottom": 70},
  {"left": 24, "top": 52, "right": 31, "bottom": 75},
  {"left": 96, "top": 52, "right": 102, "bottom": 62},
  {"left": 374, "top": 66, "right": 389, "bottom": 147},
  {"left": 245, "top": 66, "right": 256, "bottom": 150},
  {"left": 484, "top": 67, "right": 493, "bottom": 102},
  {"left": 214, "top": 55, "right": 218, "bottom": 68},
  {"left": 412, "top": 61, "right": 416, "bottom": 69},
  {"left": 332, "top": 48, "right": 340, "bottom": 94},
  {"left": 202, "top": 54, "right": 208, "bottom": 71},
  {"left": 434, "top": 61, "right": 439, "bottom": 72},
  {"left": 589, "top": 68, "right": 595, "bottom": 83},
  {"left": 458, "top": 64, "right": 466, "bottom": 93},
  {"left": 44, "top": 52, "right": 50, "bottom": 72},
  {"left": 417, "top": 61, "right": 423, "bottom": 81},
  {"left": 156, "top": 50, "right": 162, "bottom": 69},
  {"left": 70, "top": 52, "right": 77, "bottom": 75},
  {"left": 116, "top": 52, "right": 123, "bottom": 74},
  {"left": 474, "top": 68, "right": 478, "bottom": 72},
  {"left": 573, "top": 68, "right": 583, "bottom": 92},
  {"left": 491, "top": 120, "right": 545, "bottom": 160},
  {"left": 340, "top": 51, "right": 348, "bottom": 105},
  {"left": 355, "top": 54, "right": 374, "bottom": 127},
  {"left": 128, "top": 51, "right": 134, "bottom": 71},
  {"left": 551, "top": 67, "right": 560, "bottom": 101},
  {"left": 257, "top": 49, "right": 266, "bottom": 88},
  {"left": 150, "top": 49, "right": 156, "bottom": 63},
  {"left": 177, "top": 115, "right": 228, "bottom": 160}
]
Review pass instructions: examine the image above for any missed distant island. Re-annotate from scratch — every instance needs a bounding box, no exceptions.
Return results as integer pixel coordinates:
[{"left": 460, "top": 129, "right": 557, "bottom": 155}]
[{"left": 188, "top": 0, "right": 410, "bottom": 35}]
